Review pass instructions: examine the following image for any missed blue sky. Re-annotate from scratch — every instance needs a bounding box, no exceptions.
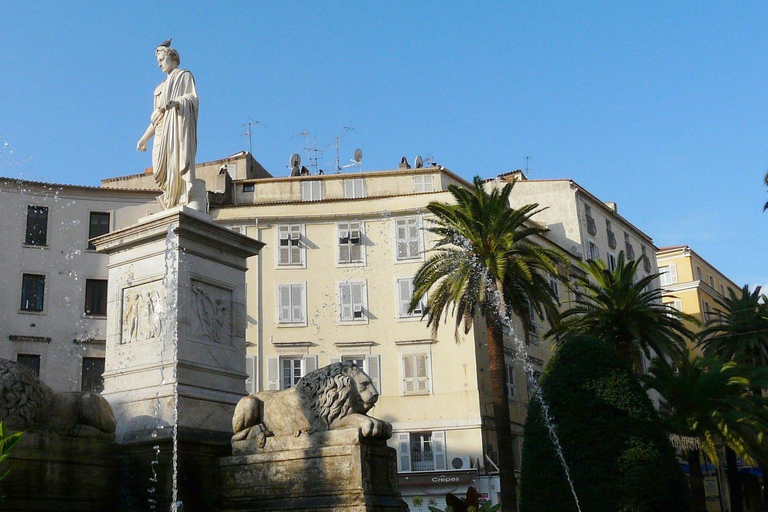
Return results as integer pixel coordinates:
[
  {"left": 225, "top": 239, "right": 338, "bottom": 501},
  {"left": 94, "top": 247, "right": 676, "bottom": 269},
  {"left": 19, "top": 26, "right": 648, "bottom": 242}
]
[{"left": 2, "top": 2, "right": 766, "bottom": 289}]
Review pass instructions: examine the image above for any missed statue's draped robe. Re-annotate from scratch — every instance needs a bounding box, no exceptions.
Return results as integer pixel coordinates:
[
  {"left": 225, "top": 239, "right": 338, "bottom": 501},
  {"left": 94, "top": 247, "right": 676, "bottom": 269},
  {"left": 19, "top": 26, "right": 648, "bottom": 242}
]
[{"left": 152, "top": 68, "right": 198, "bottom": 209}]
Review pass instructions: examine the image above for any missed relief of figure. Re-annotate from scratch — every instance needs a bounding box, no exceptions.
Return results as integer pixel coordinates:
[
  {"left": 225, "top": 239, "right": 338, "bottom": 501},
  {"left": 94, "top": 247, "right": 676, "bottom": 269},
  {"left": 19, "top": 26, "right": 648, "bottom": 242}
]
[
  {"left": 192, "top": 283, "right": 228, "bottom": 343},
  {"left": 0, "top": 359, "right": 116, "bottom": 439},
  {"left": 232, "top": 362, "right": 391, "bottom": 448},
  {"left": 136, "top": 39, "right": 198, "bottom": 209},
  {"left": 146, "top": 290, "right": 164, "bottom": 339},
  {"left": 123, "top": 293, "right": 143, "bottom": 344}
]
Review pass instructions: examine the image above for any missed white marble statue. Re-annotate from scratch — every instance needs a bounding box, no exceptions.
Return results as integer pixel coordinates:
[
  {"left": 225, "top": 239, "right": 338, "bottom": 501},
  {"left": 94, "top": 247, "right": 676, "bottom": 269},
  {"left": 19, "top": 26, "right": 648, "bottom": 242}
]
[{"left": 137, "top": 40, "right": 199, "bottom": 209}]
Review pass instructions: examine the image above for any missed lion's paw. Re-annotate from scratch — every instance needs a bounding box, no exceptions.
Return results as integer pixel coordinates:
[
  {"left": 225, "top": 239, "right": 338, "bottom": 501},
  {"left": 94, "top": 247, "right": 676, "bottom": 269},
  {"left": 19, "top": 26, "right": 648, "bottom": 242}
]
[{"left": 359, "top": 417, "right": 391, "bottom": 438}]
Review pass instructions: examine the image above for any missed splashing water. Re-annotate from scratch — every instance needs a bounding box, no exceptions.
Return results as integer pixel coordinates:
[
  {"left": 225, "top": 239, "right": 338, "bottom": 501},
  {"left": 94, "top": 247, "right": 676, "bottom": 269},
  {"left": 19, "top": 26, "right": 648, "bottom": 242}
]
[
  {"left": 163, "top": 225, "right": 181, "bottom": 512},
  {"left": 443, "top": 227, "right": 582, "bottom": 512}
]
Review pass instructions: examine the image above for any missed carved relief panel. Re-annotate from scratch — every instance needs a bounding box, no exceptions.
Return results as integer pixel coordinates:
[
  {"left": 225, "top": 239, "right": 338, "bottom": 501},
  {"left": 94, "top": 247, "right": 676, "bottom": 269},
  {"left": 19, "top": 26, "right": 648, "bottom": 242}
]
[
  {"left": 190, "top": 280, "right": 232, "bottom": 345},
  {"left": 121, "top": 281, "right": 165, "bottom": 344}
]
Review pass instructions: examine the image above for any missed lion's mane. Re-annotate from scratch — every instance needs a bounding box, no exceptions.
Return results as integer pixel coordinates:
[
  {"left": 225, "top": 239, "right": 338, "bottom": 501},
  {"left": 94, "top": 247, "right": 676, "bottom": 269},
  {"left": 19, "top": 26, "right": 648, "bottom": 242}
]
[
  {"left": 0, "top": 358, "right": 54, "bottom": 427},
  {"left": 298, "top": 363, "right": 361, "bottom": 428}
]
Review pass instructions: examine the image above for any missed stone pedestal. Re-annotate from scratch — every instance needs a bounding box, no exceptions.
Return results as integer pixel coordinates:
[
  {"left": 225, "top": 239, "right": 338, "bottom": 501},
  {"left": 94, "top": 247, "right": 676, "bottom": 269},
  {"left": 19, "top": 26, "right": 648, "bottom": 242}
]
[
  {"left": 0, "top": 431, "right": 119, "bottom": 511},
  {"left": 93, "top": 206, "right": 263, "bottom": 511},
  {"left": 219, "top": 429, "right": 409, "bottom": 512}
]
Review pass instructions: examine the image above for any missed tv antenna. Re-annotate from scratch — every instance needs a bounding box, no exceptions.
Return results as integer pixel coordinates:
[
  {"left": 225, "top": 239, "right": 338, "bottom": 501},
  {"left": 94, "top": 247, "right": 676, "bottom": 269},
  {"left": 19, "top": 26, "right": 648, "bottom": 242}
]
[
  {"left": 327, "top": 125, "right": 354, "bottom": 172},
  {"left": 241, "top": 120, "right": 267, "bottom": 154},
  {"left": 292, "top": 130, "right": 311, "bottom": 169},
  {"left": 525, "top": 156, "right": 531, "bottom": 178},
  {"left": 340, "top": 148, "right": 363, "bottom": 172}
]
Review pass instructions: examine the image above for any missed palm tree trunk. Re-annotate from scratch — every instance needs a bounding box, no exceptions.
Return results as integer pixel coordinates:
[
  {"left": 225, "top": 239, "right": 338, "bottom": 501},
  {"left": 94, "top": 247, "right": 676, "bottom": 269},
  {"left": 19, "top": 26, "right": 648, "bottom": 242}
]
[
  {"left": 687, "top": 448, "right": 707, "bottom": 512},
  {"left": 725, "top": 446, "right": 744, "bottom": 512},
  {"left": 487, "top": 321, "right": 518, "bottom": 511}
]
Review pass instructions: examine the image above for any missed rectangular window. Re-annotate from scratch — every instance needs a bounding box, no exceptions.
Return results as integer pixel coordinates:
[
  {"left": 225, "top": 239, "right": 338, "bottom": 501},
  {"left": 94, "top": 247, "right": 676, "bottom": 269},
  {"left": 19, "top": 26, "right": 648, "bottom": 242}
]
[
  {"left": 243, "top": 184, "right": 255, "bottom": 193},
  {"left": 696, "top": 266, "right": 702, "bottom": 280},
  {"left": 584, "top": 204, "right": 597, "bottom": 235},
  {"left": 281, "top": 357, "right": 303, "bottom": 390},
  {"left": 245, "top": 355, "right": 257, "bottom": 394},
  {"left": 398, "top": 277, "right": 425, "bottom": 318},
  {"left": 81, "top": 357, "right": 105, "bottom": 393},
  {"left": 267, "top": 355, "right": 317, "bottom": 390},
  {"left": 625, "top": 233, "right": 636, "bottom": 260},
  {"left": 20, "top": 273, "right": 45, "bottom": 311},
  {"left": 88, "top": 212, "right": 110, "bottom": 250},
  {"left": 277, "top": 225, "right": 303, "bottom": 266},
  {"left": 708, "top": 275, "right": 715, "bottom": 288},
  {"left": 84, "top": 279, "right": 108, "bottom": 316},
  {"left": 402, "top": 353, "right": 430, "bottom": 395},
  {"left": 608, "top": 253, "right": 617, "bottom": 272},
  {"left": 338, "top": 221, "right": 364, "bottom": 264},
  {"left": 665, "top": 299, "right": 683, "bottom": 317},
  {"left": 395, "top": 217, "right": 422, "bottom": 260},
  {"left": 17, "top": 354, "right": 41, "bottom": 376},
  {"left": 301, "top": 181, "right": 322, "bottom": 201},
  {"left": 339, "top": 281, "right": 366, "bottom": 322},
  {"left": 606, "top": 220, "right": 616, "bottom": 249},
  {"left": 25, "top": 205, "right": 49, "bottom": 246},
  {"left": 526, "top": 300, "right": 540, "bottom": 345},
  {"left": 344, "top": 178, "right": 365, "bottom": 199},
  {"left": 413, "top": 175, "right": 434, "bottom": 193},
  {"left": 659, "top": 264, "right": 678, "bottom": 286},
  {"left": 548, "top": 275, "right": 560, "bottom": 298},
  {"left": 527, "top": 363, "right": 543, "bottom": 399},
  {"left": 506, "top": 359, "right": 516, "bottom": 400},
  {"left": 720, "top": 284, "right": 726, "bottom": 296},
  {"left": 398, "top": 431, "right": 446, "bottom": 472},
  {"left": 277, "top": 284, "right": 305, "bottom": 324},
  {"left": 587, "top": 241, "right": 600, "bottom": 260}
]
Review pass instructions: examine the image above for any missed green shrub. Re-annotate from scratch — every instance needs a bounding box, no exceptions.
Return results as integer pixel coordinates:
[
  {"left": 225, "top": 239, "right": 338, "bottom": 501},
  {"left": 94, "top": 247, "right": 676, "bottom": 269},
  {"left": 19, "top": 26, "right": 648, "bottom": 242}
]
[
  {"left": 0, "top": 422, "right": 23, "bottom": 481},
  {"left": 519, "top": 336, "right": 690, "bottom": 512}
]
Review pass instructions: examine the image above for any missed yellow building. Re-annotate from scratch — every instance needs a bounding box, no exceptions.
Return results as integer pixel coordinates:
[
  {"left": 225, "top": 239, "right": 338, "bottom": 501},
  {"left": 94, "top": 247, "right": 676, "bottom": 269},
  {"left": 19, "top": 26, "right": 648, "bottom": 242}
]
[{"left": 656, "top": 245, "right": 739, "bottom": 348}]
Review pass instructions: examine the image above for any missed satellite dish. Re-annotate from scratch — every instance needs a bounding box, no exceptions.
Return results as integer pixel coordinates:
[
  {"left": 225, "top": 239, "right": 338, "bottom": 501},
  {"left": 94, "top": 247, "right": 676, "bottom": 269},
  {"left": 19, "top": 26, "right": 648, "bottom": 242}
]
[
  {"left": 290, "top": 153, "right": 301, "bottom": 168},
  {"left": 353, "top": 148, "right": 363, "bottom": 164},
  {"left": 414, "top": 155, "right": 424, "bottom": 168}
]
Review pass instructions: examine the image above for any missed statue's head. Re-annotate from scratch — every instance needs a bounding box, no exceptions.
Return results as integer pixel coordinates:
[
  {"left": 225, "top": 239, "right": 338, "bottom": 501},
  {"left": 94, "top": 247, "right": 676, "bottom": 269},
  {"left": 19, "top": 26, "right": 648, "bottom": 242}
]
[{"left": 156, "top": 45, "right": 180, "bottom": 72}]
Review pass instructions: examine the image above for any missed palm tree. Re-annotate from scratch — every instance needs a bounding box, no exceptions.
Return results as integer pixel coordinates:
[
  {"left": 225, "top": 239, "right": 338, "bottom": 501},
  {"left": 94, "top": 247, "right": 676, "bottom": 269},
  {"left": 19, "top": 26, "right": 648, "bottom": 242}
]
[
  {"left": 698, "top": 285, "right": 768, "bottom": 510},
  {"left": 643, "top": 354, "right": 768, "bottom": 512},
  {"left": 549, "top": 252, "right": 697, "bottom": 370},
  {"left": 411, "top": 176, "right": 563, "bottom": 511}
]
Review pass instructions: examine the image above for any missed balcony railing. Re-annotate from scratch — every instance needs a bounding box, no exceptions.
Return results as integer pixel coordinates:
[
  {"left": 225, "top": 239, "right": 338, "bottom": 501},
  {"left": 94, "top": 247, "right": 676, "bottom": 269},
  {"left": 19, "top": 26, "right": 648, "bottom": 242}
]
[
  {"left": 607, "top": 230, "right": 617, "bottom": 249},
  {"left": 642, "top": 254, "right": 652, "bottom": 273},
  {"left": 586, "top": 216, "right": 597, "bottom": 236},
  {"left": 625, "top": 242, "right": 636, "bottom": 260}
]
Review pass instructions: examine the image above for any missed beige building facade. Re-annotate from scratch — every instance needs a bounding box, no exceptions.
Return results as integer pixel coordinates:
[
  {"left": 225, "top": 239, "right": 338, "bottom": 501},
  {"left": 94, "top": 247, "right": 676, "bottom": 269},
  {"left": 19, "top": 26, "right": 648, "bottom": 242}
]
[
  {"left": 656, "top": 245, "right": 739, "bottom": 349},
  {"left": 0, "top": 177, "right": 160, "bottom": 392}
]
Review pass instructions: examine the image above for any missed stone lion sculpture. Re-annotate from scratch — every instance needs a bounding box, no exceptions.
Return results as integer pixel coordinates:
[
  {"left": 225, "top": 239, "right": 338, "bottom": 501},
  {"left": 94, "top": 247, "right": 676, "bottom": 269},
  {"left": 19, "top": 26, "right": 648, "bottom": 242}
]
[
  {"left": 232, "top": 362, "right": 391, "bottom": 446},
  {"left": 0, "top": 358, "right": 116, "bottom": 439}
]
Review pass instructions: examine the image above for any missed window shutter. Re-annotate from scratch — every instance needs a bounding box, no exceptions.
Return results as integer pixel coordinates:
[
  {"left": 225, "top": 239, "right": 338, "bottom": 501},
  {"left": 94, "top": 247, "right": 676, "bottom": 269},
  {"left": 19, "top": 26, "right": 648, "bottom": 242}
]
[
  {"left": 398, "top": 433, "right": 411, "bottom": 472},
  {"left": 669, "top": 263, "right": 678, "bottom": 284},
  {"left": 302, "top": 355, "right": 318, "bottom": 376},
  {"left": 408, "top": 219, "right": 420, "bottom": 256},
  {"left": 292, "top": 284, "right": 304, "bottom": 322},
  {"left": 340, "top": 283, "right": 352, "bottom": 321},
  {"left": 416, "top": 354, "right": 429, "bottom": 392},
  {"left": 352, "top": 283, "right": 364, "bottom": 314},
  {"left": 245, "top": 355, "right": 257, "bottom": 394},
  {"left": 267, "top": 356, "right": 279, "bottom": 390},
  {"left": 403, "top": 355, "right": 414, "bottom": 394},
  {"left": 278, "top": 285, "right": 291, "bottom": 322},
  {"left": 432, "top": 431, "right": 446, "bottom": 470},
  {"left": 398, "top": 279, "right": 412, "bottom": 317},
  {"left": 366, "top": 354, "right": 381, "bottom": 394}
]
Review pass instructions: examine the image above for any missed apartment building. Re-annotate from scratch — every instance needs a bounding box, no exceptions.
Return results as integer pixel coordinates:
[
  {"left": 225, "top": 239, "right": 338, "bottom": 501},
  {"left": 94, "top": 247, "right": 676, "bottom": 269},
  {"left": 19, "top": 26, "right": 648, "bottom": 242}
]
[
  {"left": 656, "top": 245, "right": 740, "bottom": 347},
  {"left": 0, "top": 177, "right": 160, "bottom": 392},
  {"left": 207, "top": 160, "right": 582, "bottom": 509}
]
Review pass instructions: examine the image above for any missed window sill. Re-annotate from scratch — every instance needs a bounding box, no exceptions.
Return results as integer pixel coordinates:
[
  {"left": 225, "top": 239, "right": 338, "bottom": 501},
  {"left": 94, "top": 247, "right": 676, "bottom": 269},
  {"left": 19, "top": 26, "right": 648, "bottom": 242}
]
[
  {"left": 22, "top": 244, "right": 49, "bottom": 250},
  {"left": 336, "top": 261, "right": 366, "bottom": 268},
  {"left": 275, "top": 263, "right": 306, "bottom": 270},
  {"left": 82, "top": 314, "right": 108, "bottom": 319},
  {"left": 339, "top": 319, "right": 369, "bottom": 326},
  {"left": 402, "top": 391, "right": 431, "bottom": 397},
  {"left": 394, "top": 256, "right": 423, "bottom": 264},
  {"left": 276, "top": 322, "right": 308, "bottom": 328},
  {"left": 18, "top": 309, "right": 46, "bottom": 315},
  {"left": 396, "top": 316, "right": 424, "bottom": 323}
]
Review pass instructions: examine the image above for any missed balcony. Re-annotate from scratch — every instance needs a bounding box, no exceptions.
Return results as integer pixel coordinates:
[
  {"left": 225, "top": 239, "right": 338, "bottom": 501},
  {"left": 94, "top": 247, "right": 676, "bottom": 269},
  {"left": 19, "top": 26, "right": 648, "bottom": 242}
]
[
  {"left": 625, "top": 242, "right": 636, "bottom": 260},
  {"left": 642, "top": 254, "right": 652, "bottom": 273},
  {"left": 586, "top": 216, "right": 597, "bottom": 236},
  {"left": 607, "top": 230, "right": 617, "bottom": 249}
]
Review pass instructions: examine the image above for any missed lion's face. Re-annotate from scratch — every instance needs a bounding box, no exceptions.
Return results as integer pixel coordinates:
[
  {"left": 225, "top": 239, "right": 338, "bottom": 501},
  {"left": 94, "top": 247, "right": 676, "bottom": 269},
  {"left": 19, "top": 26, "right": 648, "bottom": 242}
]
[{"left": 351, "top": 368, "right": 378, "bottom": 413}]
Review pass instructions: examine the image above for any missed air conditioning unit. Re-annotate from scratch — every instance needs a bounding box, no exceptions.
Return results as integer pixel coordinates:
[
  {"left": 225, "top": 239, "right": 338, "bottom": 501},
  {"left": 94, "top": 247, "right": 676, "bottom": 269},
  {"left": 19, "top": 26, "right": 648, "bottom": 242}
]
[{"left": 450, "top": 456, "right": 472, "bottom": 470}]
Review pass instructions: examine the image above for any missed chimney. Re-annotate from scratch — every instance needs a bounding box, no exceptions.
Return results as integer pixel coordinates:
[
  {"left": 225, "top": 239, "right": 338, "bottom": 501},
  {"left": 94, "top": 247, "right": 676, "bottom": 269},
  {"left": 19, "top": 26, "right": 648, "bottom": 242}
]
[{"left": 605, "top": 201, "right": 618, "bottom": 213}]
